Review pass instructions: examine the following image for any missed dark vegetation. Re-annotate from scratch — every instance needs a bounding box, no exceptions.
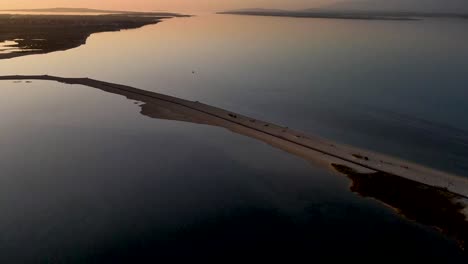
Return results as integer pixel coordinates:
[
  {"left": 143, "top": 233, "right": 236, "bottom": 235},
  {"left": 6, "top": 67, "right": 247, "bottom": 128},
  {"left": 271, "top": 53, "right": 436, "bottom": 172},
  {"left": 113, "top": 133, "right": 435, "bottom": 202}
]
[
  {"left": 332, "top": 163, "right": 468, "bottom": 251},
  {"left": 0, "top": 13, "right": 185, "bottom": 59}
]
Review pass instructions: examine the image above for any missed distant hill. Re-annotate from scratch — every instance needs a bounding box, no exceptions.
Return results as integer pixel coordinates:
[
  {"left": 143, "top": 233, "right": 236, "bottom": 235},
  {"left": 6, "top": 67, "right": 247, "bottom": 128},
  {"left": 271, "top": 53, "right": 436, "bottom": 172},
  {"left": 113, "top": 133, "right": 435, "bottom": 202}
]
[
  {"left": 315, "top": 0, "right": 468, "bottom": 14},
  {"left": 2, "top": 7, "right": 186, "bottom": 17},
  {"left": 226, "top": 8, "right": 286, "bottom": 13},
  {"left": 220, "top": 0, "right": 468, "bottom": 20},
  {"left": 219, "top": 9, "right": 420, "bottom": 20},
  {"left": 3, "top": 8, "right": 125, "bottom": 13}
]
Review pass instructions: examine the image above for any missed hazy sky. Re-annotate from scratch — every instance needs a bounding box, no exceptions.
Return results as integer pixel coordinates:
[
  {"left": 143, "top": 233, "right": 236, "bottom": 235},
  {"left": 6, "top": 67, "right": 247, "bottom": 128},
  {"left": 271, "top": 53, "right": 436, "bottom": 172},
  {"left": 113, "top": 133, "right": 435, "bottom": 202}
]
[{"left": 0, "top": 0, "right": 336, "bottom": 12}]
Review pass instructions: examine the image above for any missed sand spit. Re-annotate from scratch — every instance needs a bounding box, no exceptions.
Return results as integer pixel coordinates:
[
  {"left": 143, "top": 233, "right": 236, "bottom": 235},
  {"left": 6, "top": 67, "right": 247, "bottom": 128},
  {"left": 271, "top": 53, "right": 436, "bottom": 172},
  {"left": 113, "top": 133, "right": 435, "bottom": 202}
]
[
  {"left": 2, "top": 74, "right": 468, "bottom": 249},
  {"left": 2, "top": 75, "right": 467, "bottom": 197}
]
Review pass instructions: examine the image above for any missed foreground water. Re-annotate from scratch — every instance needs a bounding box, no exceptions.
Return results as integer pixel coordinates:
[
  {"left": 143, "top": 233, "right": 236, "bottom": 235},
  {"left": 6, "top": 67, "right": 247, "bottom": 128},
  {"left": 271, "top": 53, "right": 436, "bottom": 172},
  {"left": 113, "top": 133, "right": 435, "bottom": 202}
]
[
  {"left": 0, "top": 81, "right": 466, "bottom": 262},
  {"left": 1, "top": 14, "right": 467, "bottom": 177}
]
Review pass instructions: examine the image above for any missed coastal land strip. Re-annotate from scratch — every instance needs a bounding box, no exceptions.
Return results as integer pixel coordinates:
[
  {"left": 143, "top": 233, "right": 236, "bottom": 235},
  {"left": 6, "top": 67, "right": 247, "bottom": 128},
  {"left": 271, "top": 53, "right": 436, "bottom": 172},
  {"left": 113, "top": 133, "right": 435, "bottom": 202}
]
[
  {"left": 218, "top": 10, "right": 420, "bottom": 20},
  {"left": 0, "top": 12, "right": 188, "bottom": 60},
  {"left": 219, "top": 10, "right": 468, "bottom": 21}
]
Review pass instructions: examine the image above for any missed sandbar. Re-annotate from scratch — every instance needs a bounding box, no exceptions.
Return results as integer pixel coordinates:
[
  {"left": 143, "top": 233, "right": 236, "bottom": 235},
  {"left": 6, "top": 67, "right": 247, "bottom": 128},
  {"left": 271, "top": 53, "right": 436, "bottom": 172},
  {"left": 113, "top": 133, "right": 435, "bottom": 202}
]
[{"left": 1, "top": 74, "right": 467, "bottom": 249}]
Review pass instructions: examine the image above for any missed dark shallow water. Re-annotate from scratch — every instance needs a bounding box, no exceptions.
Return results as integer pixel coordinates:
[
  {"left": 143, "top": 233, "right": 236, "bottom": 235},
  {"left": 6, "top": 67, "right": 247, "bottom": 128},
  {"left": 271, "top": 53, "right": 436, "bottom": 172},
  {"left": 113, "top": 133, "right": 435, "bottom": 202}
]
[{"left": 0, "top": 81, "right": 466, "bottom": 262}]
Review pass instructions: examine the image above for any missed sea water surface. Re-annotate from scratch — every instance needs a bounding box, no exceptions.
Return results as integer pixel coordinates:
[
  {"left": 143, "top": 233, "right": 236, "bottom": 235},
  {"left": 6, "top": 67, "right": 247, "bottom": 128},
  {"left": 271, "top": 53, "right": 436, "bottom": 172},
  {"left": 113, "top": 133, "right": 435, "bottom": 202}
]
[
  {"left": 0, "top": 14, "right": 468, "bottom": 262},
  {"left": 1, "top": 14, "right": 467, "bottom": 176}
]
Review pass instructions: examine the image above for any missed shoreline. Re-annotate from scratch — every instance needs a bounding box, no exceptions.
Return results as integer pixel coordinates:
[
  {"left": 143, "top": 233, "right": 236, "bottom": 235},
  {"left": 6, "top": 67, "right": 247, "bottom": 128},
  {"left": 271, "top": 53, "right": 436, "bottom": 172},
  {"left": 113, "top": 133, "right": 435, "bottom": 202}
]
[
  {"left": 0, "top": 14, "right": 186, "bottom": 60},
  {"left": 218, "top": 11, "right": 421, "bottom": 21},
  {"left": 218, "top": 10, "right": 468, "bottom": 21}
]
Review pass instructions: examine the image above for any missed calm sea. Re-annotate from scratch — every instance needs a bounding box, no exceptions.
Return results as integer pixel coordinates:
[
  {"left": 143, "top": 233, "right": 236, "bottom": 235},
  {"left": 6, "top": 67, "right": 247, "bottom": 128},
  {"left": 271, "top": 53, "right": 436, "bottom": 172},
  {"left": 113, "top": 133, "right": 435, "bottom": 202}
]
[
  {"left": 1, "top": 14, "right": 467, "bottom": 176},
  {"left": 0, "top": 14, "right": 467, "bottom": 262}
]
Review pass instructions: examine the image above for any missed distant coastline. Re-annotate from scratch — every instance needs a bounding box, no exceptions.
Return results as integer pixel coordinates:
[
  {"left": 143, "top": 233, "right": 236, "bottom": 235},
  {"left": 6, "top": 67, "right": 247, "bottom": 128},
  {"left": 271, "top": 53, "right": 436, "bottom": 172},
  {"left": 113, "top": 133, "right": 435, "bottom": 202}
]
[
  {"left": 218, "top": 10, "right": 420, "bottom": 21},
  {"left": 0, "top": 7, "right": 186, "bottom": 17},
  {"left": 0, "top": 12, "right": 187, "bottom": 60},
  {"left": 219, "top": 9, "right": 468, "bottom": 21}
]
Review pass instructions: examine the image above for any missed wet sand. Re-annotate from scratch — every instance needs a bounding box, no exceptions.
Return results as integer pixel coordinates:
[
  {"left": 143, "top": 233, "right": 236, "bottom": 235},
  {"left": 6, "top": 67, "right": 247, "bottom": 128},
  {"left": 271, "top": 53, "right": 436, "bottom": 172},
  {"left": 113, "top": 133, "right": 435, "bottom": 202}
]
[{"left": 1, "top": 74, "right": 467, "bottom": 249}]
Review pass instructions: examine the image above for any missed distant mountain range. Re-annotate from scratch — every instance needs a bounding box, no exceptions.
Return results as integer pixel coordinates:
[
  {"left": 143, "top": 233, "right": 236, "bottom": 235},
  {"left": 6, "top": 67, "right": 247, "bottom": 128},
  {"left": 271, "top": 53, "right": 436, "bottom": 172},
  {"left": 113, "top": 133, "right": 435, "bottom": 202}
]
[
  {"left": 1, "top": 7, "right": 186, "bottom": 17},
  {"left": 220, "top": 0, "right": 468, "bottom": 20},
  {"left": 317, "top": 0, "right": 468, "bottom": 14},
  {"left": 3, "top": 8, "right": 125, "bottom": 13},
  {"left": 218, "top": 10, "right": 417, "bottom": 20},
  {"left": 226, "top": 8, "right": 287, "bottom": 13},
  {"left": 224, "top": 0, "right": 468, "bottom": 16}
]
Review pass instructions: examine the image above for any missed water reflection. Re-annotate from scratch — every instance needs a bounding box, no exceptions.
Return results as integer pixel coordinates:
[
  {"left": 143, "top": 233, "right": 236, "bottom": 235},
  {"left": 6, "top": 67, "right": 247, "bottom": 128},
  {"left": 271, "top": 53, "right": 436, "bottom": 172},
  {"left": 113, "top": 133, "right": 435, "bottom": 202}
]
[{"left": 0, "top": 40, "right": 40, "bottom": 54}]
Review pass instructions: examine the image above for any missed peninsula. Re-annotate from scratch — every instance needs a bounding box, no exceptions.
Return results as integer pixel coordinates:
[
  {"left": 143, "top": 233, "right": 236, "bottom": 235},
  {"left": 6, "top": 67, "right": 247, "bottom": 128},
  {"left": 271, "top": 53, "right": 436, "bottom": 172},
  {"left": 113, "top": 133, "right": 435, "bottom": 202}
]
[{"left": 0, "top": 11, "right": 187, "bottom": 60}]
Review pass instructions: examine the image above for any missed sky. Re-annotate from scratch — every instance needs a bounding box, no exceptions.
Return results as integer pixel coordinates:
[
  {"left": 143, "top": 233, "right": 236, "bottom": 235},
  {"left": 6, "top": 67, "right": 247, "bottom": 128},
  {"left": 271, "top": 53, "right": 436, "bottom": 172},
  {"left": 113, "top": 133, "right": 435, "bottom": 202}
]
[{"left": 0, "top": 0, "right": 336, "bottom": 12}]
